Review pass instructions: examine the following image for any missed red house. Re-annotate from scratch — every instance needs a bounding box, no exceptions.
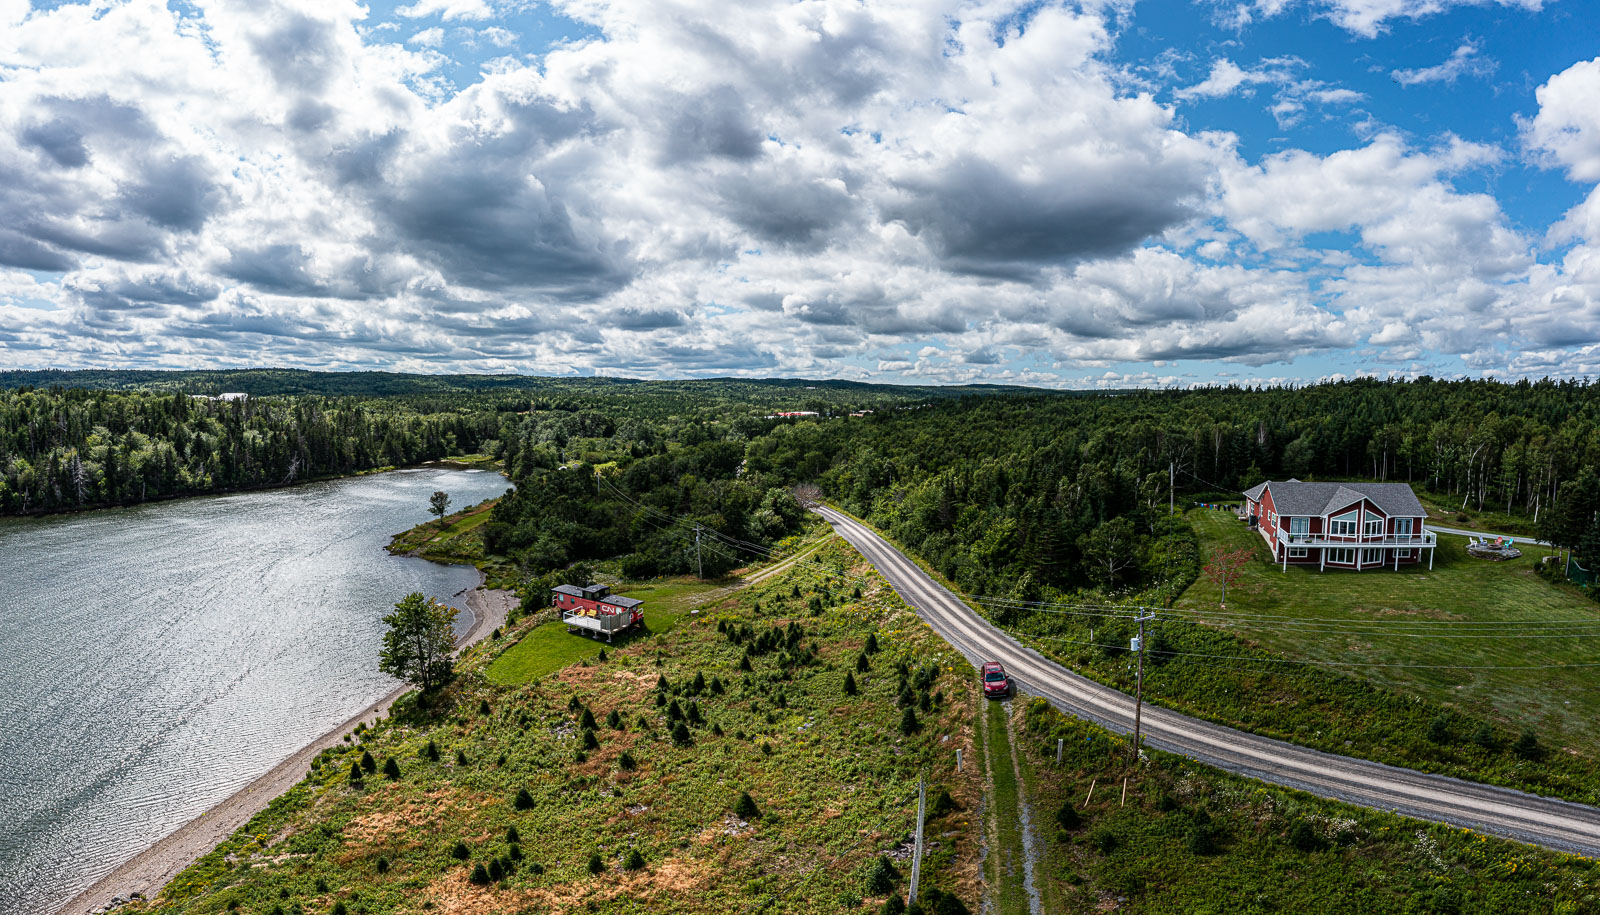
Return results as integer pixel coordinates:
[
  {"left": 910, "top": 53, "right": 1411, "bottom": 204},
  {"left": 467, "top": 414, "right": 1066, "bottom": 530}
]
[
  {"left": 552, "top": 583, "right": 644, "bottom": 640},
  {"left": 1241, "top": 480, "right": 1436, "bottom": 572}
]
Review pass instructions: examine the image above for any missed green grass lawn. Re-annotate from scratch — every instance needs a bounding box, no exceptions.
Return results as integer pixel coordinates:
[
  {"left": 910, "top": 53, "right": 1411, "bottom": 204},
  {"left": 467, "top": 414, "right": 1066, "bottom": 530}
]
[
  {"left": 1178, "top": 509, "right": 1597, "bottom": 747},
  {"left": 485, "top": 578, "right": 731, "bottom": 686}
]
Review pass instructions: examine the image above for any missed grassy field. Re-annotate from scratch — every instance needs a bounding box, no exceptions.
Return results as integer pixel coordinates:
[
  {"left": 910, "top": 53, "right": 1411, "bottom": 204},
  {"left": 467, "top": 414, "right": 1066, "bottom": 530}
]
[
  {"left": 387, "top": 497, "right": 522, "bottom": 590},
  {"left": 980, "top": 506, "right": 1600, "bottom": 802},
  {"left": 1016, "top": 699, "right": 1600, "bottom": 914},
  {"left": 485, "top": 578, "right": 730, "bottom": 686},
  {"left": 1178, "top": 508, "right": 1596, "bottom": 745},
  {"left": 138, "top": 538, "right": 984, "bottom": 914}
]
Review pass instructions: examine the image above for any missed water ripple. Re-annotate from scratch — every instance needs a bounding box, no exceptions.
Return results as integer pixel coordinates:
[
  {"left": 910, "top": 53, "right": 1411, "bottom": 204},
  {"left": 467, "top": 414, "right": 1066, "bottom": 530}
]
[{"left": 0, "top": 469, "right": 510, "bottom": 915}]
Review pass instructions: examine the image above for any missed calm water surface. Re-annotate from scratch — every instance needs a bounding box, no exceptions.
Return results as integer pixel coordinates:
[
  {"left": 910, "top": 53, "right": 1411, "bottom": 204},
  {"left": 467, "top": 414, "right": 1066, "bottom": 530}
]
[{"left": 0, "top": 468, "right": 511, "bottom": 914}]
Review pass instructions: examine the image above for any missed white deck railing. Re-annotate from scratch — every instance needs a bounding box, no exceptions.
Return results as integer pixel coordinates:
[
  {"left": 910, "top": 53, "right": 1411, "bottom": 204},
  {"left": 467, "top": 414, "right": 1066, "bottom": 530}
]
[{"left": 1275, "top": 529, "right": 1437, "bottom": 548}]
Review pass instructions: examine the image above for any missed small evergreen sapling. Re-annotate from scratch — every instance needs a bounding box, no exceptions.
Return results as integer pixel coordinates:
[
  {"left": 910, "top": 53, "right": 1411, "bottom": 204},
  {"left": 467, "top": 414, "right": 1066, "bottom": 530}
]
[
  {"left": 580, "top": 707, "right": 598, "bottom": 730},
  {"left": 360, "top": 750, "right": 377, "bottom": 773},
  {"left": 382, "top": 757, "right": 400, "bottom": 780},
  {"left": 506, "top": 825, "right": 521, "bottom": 844},
  {"left": 514, "top": 788, "right": 535, "bottom": 810},
  {"left": 899, "top": 707, "right": 920, "bottom": 735},
  {"left": 843, "top": 672, "right": 858, "bottom": 696},
  {"left": 865, "top": 855, "right": 897, "bottom": 894},
  {"left": 587, "top": 852, "right": 605, "bottom": 875},
  {"left": 734, "top": 791, "right": 761, "bottom": 820},
  {"left": 624, "top": 848, "right": 646, "bottom": 870}
]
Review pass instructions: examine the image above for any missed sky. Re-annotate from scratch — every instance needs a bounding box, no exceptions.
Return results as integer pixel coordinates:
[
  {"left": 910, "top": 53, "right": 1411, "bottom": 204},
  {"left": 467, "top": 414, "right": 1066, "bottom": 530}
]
[{"left": 0, "top": 0, "right": 1597, "bottom": 388}]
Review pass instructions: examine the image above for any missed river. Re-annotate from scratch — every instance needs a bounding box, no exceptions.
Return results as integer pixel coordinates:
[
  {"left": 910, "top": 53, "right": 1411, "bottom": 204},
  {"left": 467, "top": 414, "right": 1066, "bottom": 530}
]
[{"left": 0, "top": 468, "right": 512, "bottom": 915}]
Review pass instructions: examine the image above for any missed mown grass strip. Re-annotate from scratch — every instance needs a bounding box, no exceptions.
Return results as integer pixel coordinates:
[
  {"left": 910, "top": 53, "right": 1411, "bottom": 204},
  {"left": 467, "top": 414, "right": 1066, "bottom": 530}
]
[
  {"left": 486, "top": 578, "right": 727, "bottom": 685},
  {"left": 985, "top": 699, "right": 1031, "bottom": 915}
]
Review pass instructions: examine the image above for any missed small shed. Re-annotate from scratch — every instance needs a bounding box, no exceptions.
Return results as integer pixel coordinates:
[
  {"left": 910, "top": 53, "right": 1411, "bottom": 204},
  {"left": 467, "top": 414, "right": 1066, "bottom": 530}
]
[{"left": 551, "top": 583, "right": 645, "bottom": 641}]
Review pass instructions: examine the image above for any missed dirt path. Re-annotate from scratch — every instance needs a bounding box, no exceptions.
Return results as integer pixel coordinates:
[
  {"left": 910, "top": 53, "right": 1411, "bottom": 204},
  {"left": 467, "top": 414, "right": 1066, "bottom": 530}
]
[{"left": 59, "top": 584, "right": 516, "bottom": 915}]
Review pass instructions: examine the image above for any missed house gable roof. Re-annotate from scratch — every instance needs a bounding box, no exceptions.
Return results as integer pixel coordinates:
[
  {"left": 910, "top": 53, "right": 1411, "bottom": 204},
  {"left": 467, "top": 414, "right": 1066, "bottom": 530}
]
[{"left": 1243, "top": 481, "right": 1425, "bottom": 518}]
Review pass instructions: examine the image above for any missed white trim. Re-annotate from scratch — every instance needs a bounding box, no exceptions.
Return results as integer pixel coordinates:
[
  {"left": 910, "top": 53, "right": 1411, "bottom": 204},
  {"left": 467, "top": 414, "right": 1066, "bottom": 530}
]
[{"left": 1288, "top": 547, "right": 1308, "bottom": 558}]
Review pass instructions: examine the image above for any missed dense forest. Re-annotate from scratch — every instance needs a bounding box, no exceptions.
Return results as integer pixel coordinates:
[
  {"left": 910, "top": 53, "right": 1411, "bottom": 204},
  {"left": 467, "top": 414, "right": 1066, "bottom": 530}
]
[
  {"left": 476, "top": 376, "right": 1600, "bottom": 606},
  {"left": 0, "top": 388, "right": 500, "bottom": 514},
  {"left": 11, "top": 372, "right": 1600, "bottom": 587},
  {"left": 0, "top": 373, "right": 981, "bottom": 515}
]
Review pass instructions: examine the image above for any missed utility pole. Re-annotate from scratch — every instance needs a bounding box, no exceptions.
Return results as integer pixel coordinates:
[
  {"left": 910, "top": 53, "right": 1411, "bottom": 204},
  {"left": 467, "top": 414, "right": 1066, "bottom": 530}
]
[
  {"left": 1131, "top": 610, "right": 1157, "bottom": 762},
  {"left": 694, "top": 524, "right": 703, "bottom": 580},
  {"left": 909, "top": 776, "right": 926, "bottom": 905},
  {"left": 1169, "top": 461, "right": 1175, "bottom": 517}
]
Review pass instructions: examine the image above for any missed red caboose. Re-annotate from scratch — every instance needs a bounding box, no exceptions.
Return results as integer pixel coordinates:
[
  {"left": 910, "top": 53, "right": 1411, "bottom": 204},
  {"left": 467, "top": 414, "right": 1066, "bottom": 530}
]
[{"left": 552, "top": 583, "right": 644, "bottom": 641}]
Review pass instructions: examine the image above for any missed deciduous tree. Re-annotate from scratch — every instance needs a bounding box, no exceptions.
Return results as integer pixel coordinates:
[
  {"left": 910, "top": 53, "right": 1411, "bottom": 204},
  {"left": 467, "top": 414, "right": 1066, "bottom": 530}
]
[
  {"left": 429, "top": 490, "right": 452, "bottom": 528},
  {"left": 1203, "top": 546, "right": 1254, "bottom": 608},
  {"left": 378, "top": 592, "right": 458, "bottom": 692}
]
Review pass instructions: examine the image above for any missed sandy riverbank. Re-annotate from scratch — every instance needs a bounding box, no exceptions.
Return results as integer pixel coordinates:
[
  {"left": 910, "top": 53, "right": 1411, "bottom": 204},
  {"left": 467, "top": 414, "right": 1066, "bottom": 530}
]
[{"left": 58, "top": 584, "right": 519, "bottom": 915}]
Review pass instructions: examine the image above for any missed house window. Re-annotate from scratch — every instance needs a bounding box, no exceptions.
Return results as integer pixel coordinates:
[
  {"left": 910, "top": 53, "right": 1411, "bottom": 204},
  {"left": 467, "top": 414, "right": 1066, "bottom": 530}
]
[
  {"left": 1364, "top": 515, "right": 1384, "bottom": 537},
  {"left": 1362, "top": 548, "right": 1383, "bottom": 564},
  {"left": 1289, "top": 517, "right": 1309, "bottom": 542},
  {"left": 1327, "top": 548, "right": 1355, "bottom": 564},
  {"left": 1330, "top": 519, "right": 1357, "bottom": 537},
  {"left": 1395, "top": 518, "right": 1413, "bottom": 541},
  {"left": 1288, "top": 547, "right": 1308, "bottom": 558}
]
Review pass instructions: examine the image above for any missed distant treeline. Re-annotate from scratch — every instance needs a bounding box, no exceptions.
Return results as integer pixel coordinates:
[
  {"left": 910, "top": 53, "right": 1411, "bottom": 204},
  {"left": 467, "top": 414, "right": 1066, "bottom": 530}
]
[
  {"left": 479, "top": 376, "right": 1600, "bottom": 605},
  {"left": 0, "top": 374, "right": 978, "bottom": 516},
  {"left": 0, "top": 389, "right": 497, "bottom": 514},
  {"left": 0, "top": 368, "right": 1021, "bottom": 409},
  {"left": 13, "top": 374, "right": 1600, "bottom": 584}
]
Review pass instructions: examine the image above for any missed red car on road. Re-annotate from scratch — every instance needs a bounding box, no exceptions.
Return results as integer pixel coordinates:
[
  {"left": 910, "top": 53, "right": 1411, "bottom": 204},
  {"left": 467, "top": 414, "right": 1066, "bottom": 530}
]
[{"left": 981, "top": 661, "right": 1012, "bottom": 698}]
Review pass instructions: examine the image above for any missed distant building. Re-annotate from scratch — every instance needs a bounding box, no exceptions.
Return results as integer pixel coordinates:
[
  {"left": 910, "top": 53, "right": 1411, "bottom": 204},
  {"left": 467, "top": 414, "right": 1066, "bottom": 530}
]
[
  {"left": 1242, "top": 480, "right": 1436, "bottom": 571},
  {"left": 765, "top": 411, "right": 820, "bottom": 419},
  {"left": 218, "top": 392, "right": 248, "bottom": 402}
]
